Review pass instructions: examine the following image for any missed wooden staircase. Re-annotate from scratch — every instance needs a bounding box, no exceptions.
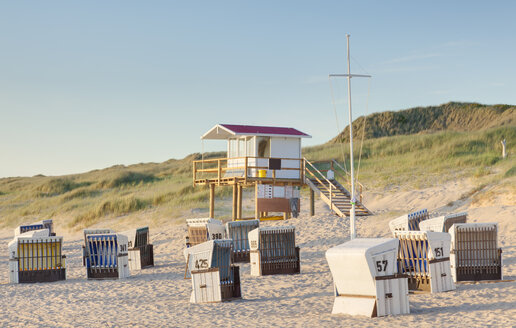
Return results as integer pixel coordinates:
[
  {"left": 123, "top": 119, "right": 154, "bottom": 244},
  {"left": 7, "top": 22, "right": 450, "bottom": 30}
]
[{"left": 304, "top": 159, "right": 372, "bottom": 218}]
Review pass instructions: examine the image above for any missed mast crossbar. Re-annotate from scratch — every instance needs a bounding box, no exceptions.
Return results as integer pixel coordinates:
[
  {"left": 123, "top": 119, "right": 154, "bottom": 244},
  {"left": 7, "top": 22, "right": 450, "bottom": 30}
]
[{"left": 329, "top": 74, "right": 371, "bottom": 78}]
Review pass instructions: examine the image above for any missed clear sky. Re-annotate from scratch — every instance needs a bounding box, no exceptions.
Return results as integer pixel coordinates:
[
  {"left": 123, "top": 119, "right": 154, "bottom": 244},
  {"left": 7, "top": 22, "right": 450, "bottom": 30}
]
[{"left": 1, "top": 1, "right": 515, "bottom": 178}]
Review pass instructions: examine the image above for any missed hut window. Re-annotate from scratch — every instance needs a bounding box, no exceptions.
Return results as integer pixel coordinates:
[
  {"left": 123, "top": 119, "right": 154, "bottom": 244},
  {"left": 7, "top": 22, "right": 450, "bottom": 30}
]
[
  {"left": 229, "top": 139, "right": 238, "bottom": 158},
  {"left": 246, "top": 137, "right": 255, "bottom": 156},
  {"left": 238, "top": 138, "right": 245, "bottom": 157}
]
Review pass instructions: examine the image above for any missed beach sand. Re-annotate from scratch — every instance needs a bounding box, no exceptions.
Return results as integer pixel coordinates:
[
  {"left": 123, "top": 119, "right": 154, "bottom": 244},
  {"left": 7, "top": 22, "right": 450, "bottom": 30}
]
[{"left": 1, "top": 178, "right": 515, "bottom": 327}]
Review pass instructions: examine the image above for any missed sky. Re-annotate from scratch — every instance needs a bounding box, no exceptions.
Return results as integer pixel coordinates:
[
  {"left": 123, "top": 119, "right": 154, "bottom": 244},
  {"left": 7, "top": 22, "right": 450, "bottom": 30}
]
[{"left": 1, "top": 1, "right": 515, "bottom": 178}]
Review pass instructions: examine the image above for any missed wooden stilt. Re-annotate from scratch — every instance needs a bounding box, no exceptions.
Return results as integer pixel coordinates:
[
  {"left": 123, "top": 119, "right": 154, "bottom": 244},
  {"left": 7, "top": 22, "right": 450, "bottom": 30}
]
[
  {"left": 310, "top": 189, "right": 315, "bottom": 216},
  {"left": 237, "top": 185, "right": 243, "bottom": 219},
  {"left": 232, "top": 183, "right": 238, "bottom": 221},
  {"left": 255, "top": 184, "right": 259, "bottom": 220},
  {"left": 209, "top": 184, "right": 215, "bottom": 218}
]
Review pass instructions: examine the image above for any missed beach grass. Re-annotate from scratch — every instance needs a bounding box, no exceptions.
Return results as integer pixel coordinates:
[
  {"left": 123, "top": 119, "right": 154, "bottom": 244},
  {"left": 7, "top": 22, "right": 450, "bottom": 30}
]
[{"left": 0, "top": 125, "right": 514, "bottom": 230}]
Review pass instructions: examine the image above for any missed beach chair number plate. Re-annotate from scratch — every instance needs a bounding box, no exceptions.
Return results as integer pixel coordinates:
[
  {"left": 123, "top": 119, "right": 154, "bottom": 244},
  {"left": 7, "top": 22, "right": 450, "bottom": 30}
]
[
  {"left": 376, "top": 260, "right": 388, "bottom": 272},
  {"left": 434, "top": 247, "right": 443, "bottom": 257},
  {"left": 195, "top": 259, "right": 209, "bottom": 269}
]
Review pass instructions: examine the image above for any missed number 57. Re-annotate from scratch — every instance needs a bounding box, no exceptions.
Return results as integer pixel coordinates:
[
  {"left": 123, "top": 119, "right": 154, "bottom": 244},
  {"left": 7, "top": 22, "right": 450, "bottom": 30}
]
[{"left": 376, "top": 260, "right": 388, "bottom": 272}]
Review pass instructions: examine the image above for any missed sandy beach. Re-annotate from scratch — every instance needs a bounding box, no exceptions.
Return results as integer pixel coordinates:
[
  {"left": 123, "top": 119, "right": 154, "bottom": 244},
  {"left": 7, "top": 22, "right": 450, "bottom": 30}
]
[{"left": 1, "top": 178, "right": 515, "bottom": 328}]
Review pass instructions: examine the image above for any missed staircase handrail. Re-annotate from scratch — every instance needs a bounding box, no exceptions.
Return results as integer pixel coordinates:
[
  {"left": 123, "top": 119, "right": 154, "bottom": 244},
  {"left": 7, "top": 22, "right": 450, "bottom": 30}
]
[
  {"left": 331, "top": 159, "right": 365, "bottom": 199},
  {"left": 303, "top": 158, "right": 340, "bottom": 198}
]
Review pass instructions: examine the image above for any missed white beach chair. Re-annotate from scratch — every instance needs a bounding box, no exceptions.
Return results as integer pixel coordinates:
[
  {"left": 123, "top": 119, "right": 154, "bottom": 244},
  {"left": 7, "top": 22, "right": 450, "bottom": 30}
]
[
  {"left": 394, "top": 231, "right": 455, "bottom": 293},
  {"left": 389, "top": 209, "right": 429, "bottom": 232},
  {"left": 84, "top": 232, "right": 130, "bottom": 279},
  {"left": 326, "top": 238, "right": 410, "bottom": 317},
  {"left": 8, "top": 229, "right": 66, "bottom": 283},
  {"left": 82, "top": 228, "right": 114, "bottom": 266},
  {"left": 14, "top": 219, "right": 55, "bottom": 236},
  {"left": 249, "top": 226, "right": 300, "bottom": 276},
  {"left": 225, "top": 219, "right": 259, "bottom": 262},
  {"left": 186, "top": 218, "right": 226, "bottom": 247},
  {"left": 184, "top": 239, "right": 241, "bottom": 303},
  {"left": 120, "top": 227, "right": 154, "bottom": 270},
  {"left": 449, "top": 223, "right": 502, "bottom": 282},
  {"left": 419, "top": 212, "right": 467, "bottom": 233}
]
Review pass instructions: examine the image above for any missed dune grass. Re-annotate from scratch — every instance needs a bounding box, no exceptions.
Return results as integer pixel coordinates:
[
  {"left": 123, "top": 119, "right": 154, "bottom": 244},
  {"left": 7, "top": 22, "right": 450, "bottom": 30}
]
[
  {"left": 305, "top": 126, "right": 515, "bottom": 189},
  {"left": 34, "top": 178, "right": 91, "bottom": 197},
  {"left": 0, "top": 123, "right": 514, "bottom": 230},
  {"left": 69, "top": 196, "right": 150, "bottom": 228},
  {"left": 96, "top": 171, "right": 159, "bottom": 189},
  {"left": 504, "top": 165, "right": 516, "bottom": 177},
  {"left": 331, "top": 102, "right": 515, "bottom": 143}
]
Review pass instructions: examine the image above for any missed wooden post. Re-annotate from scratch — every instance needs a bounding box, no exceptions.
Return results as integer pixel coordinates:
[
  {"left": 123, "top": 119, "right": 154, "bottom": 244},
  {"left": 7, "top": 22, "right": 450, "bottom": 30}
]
[
  {"left": 301, "top": 158, "right": 305, "bottom": 184},
  {"left": 255, "top": 183, "right": 259, "bottom": 220},
  {"left": 192, "top": 161, "right": 196, "bottom": 186},
  {"left": 232, "top": 183, "right": 238, "bottom": 221},
  {"left": 244, "top": 157, "right": 248, "bottom": 185},
  {"left": 310, "top": 189, "right": 314, "bottom": 217},
  {"left": 329, "top": 184, "right": 332, "bottom": 210},
  {"left": 237, "top": 185, "right": 243, "bottom": 219},
  {"left": 209, "top": 184, "right": 215, "bottom": 218},
  {"left": 217, "top": 159, "right": 222, "bottom": 186}
]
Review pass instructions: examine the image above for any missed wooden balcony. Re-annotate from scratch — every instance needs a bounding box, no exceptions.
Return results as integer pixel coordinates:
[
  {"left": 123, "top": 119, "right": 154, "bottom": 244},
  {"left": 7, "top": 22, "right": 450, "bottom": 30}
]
[{"left": 193, "top": 156, "right": 305, "bottom": 187}]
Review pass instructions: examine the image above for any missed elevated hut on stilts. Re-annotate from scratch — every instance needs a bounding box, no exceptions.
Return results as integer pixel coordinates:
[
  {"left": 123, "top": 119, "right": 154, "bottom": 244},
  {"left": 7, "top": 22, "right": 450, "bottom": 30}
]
[{"left": 193, "top": 124, "right": 310, "bottom": 221}]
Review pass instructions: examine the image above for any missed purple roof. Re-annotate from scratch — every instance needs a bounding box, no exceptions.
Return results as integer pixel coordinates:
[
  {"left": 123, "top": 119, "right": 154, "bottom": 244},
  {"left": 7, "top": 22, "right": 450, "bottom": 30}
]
[{"left": 220, "top": 124, "right": 310, "bottom": 137}]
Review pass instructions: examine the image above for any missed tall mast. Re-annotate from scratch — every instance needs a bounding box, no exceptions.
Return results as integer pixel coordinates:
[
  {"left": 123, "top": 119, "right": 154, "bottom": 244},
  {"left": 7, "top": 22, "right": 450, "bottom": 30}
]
[
  {"left": 329, "top": 34, "right": 371, "bottom": 240},
  {"left": 346, "top": 34, "right": 356, "bottom": 239}
]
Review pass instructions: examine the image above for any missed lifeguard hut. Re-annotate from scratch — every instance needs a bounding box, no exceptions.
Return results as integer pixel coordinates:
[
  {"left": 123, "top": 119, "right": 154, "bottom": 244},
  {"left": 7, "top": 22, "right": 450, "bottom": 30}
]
[{"left": 193, "top": 124, "right": 310, "bottom": 220}]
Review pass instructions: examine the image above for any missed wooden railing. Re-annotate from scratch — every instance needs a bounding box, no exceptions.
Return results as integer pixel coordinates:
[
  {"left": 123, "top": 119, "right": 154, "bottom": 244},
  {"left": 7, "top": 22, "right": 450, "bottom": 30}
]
[
  {"left": 193, "top": 156, "right": 304, "bottom": 186},
  {"left": 304, "top": 159, "right": 364, "bottom": 203},
  {"left": 303, "top": 159, "right": 340, "bottom": 207}
]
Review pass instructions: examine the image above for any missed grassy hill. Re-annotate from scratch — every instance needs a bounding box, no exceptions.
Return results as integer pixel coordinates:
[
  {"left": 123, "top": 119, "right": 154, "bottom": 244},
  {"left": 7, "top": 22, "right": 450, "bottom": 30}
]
[
  {"left": 0, "top": 103, "right": 514, "bottom": 230},
  {"left": 307, "top": 126, "right": 515, "bottom": 189},
  {"left": 330, "top": 102, "right": 515, "bottom": 144}
]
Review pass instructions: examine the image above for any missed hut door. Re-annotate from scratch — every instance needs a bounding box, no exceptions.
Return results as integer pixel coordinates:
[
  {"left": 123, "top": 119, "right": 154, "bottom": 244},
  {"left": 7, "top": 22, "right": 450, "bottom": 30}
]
[
  {"left": 256, "top": 137, "right": 271, "bottom": 177},
  {"left": 257, "top": 137, "right": 270, "bottom": 158}
]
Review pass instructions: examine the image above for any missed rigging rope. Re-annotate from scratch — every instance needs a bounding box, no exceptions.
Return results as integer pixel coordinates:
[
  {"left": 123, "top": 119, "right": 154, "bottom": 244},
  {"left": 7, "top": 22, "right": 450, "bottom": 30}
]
[
  {"left": 329, "top": 55, "right": 372, "bottom": 196},
  {"left": 355, "top": 77, "right": 371, "bottom": 191},
  {"left": 328, "top": 76, "right": 348, "bottom": 177}
]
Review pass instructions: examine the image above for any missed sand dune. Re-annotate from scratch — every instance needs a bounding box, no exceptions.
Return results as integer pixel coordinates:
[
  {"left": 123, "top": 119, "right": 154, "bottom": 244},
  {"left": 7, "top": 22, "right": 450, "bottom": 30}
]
[{"left": 1, "top": 179, "right": 514, "bottom": 327}]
